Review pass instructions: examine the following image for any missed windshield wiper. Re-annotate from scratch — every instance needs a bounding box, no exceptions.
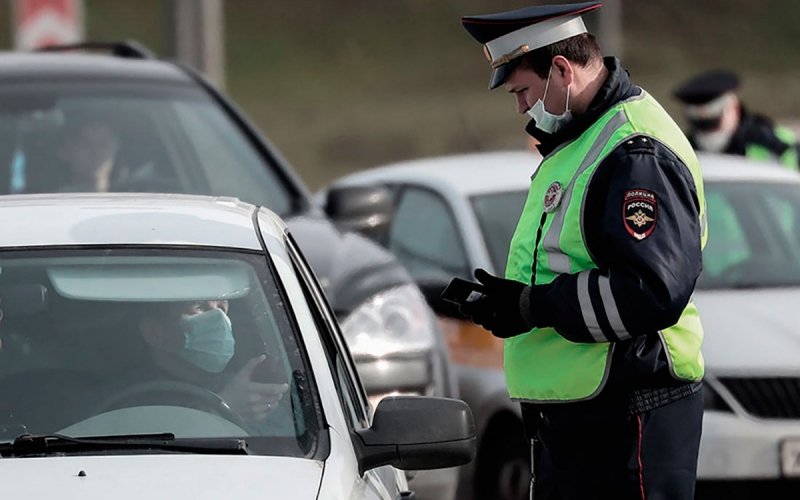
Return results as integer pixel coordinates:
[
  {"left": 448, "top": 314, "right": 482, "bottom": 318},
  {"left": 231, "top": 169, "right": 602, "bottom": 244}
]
[{"left": 0, "top": 432, "right": 249, "bottom": 457}]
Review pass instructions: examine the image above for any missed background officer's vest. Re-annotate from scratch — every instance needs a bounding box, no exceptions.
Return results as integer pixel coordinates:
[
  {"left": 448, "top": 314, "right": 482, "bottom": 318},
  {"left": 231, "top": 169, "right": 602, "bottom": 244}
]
[
  {"left": 504, "top": 91, "right": 707, "bottom": 403},
  {"left": 745, "top": 125, "right": 798, "bottom": 169}
]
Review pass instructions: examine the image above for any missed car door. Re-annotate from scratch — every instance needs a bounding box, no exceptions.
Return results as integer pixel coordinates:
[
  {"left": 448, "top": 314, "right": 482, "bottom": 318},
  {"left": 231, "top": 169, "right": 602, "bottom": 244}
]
[{"left": 284, "top": 234, "right": 406, "bottom": 500}]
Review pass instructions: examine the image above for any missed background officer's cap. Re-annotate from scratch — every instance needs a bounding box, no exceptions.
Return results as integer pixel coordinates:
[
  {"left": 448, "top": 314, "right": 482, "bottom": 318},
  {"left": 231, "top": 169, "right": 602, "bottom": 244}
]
[
  {"left": 673, "top": 69, "right": 740, "bottom": 105},
  {"left": 461, "top": 2, "right": 602, "bottom": 90}
]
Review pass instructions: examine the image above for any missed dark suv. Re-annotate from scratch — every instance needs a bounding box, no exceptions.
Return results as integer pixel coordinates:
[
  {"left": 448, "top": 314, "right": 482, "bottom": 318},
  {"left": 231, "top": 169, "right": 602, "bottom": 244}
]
[{"left": 0, "top": 42, "right": 458, "bottom": 498}]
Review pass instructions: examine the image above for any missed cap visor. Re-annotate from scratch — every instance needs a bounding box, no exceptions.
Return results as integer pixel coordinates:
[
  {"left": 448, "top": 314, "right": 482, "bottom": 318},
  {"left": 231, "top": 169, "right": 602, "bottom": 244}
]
[{"left": 488, "top": 59, "right": 520, "bottom": 89}]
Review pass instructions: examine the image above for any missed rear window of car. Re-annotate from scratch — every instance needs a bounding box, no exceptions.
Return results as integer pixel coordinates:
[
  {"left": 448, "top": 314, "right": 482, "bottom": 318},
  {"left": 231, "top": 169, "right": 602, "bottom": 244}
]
[{"left": 0, "top": 82, "right": 294, "bottom": 215}]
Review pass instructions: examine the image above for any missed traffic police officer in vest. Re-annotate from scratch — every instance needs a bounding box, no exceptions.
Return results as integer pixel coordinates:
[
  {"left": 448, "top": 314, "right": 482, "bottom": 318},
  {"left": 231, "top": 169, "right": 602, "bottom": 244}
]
[
  {"left": 674, "top": 68, "right": 800, "bottom": 169},
  {"left": 459, "top": 2, "right": 706, "bottom": 499}
]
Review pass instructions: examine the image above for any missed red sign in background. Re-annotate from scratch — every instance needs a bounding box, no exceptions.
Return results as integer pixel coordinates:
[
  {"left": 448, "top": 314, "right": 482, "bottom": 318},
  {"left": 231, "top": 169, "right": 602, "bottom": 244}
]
[{"left": 13, "top": 0, "right": 84, "bottom": 50}]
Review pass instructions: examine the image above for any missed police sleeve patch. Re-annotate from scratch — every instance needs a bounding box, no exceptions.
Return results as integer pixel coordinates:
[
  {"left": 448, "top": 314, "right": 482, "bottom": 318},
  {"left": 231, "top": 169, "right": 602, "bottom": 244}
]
[{"left": 623, "top": 189, "right": 657, "bottom": 240}]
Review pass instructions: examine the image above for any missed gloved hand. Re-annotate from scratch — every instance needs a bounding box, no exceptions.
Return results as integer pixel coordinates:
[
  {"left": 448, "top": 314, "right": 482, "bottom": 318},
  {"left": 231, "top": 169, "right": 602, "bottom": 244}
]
[
  {"left": 464, "top": 268, "right": 532, "bottom": 338},
  {"left": 219, "top": 355, "right": 289, "bottom": 422}
]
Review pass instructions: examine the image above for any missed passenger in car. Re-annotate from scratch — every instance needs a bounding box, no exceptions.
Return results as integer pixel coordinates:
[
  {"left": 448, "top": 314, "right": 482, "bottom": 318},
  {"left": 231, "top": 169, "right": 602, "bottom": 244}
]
[
  {"left": 56, "top": 112, "right": 166, "bottom": 194},
  {"left": 136, "top": 300, "right": 289, "bottom": 423},
  {"left": 56, "top": 114, "right": 123, "bottom": 193}
]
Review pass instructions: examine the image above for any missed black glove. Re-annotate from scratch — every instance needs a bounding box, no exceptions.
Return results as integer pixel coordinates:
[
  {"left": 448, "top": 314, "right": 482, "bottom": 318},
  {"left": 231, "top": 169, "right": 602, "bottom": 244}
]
[{"left": 462, "top": 268, "right": 532, "bottom": 338}]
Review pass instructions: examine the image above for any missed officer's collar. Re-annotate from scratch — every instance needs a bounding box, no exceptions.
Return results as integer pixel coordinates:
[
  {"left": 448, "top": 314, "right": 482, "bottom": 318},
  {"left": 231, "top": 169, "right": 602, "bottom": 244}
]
[{"left": 527, "top": 56, "right": 639, "bottom": 157}]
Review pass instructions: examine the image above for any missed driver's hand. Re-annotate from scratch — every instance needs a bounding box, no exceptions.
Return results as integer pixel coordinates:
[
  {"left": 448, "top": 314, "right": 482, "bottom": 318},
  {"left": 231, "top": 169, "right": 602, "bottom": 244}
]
[{"left": 219, "top": 355, "right": 289, "bottom": 422}]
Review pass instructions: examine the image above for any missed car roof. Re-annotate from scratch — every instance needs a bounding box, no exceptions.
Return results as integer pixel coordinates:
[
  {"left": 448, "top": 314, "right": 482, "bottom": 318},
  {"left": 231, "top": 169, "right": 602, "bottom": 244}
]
[
  {"left": 695, "top": 152, "right": 800, "bottom": 182},
  {"left": 333, "top": 150, "right": 800, "bottom": 196},
  {"left": 0, "top": 193, "right": 285, "bottom": 249},
  {"left": 0, "top": 52, "right": 190, "bottom": 85},
  {"left": 332, "top": 151, "right": 541, "bottom": 196}
]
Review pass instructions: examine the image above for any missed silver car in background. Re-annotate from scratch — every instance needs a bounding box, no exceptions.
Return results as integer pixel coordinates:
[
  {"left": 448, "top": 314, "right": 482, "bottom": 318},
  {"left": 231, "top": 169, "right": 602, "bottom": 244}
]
[{"left": 323, "top": 151, "right": 800, "bottom": 499}]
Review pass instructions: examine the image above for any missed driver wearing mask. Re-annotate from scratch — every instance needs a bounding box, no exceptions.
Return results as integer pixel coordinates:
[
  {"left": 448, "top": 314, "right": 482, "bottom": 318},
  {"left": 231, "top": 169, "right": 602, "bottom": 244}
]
[{"left": 137, "top": 299, "right": 288, "bottom": 423}]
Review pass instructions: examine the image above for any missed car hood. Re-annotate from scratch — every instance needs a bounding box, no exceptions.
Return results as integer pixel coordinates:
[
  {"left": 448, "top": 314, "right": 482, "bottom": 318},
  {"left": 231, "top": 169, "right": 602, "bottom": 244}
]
[
  {"left": 286, "top": 215, "right": 412, "bottom": 317},
  {"left": 694, "top": 288, "right": 800, "bottom": 375},
  {"left": 0, "top": 454, "right": 323, "bottom": 499}
]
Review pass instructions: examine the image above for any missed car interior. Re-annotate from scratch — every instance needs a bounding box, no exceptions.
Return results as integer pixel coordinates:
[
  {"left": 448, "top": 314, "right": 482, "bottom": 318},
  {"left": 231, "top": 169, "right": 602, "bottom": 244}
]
[
  {"left": 0, "top": 253, "right": 311, "bottom": 449},
  {"left": 0, "top": 86, "right": 294, "bottom": 216}
]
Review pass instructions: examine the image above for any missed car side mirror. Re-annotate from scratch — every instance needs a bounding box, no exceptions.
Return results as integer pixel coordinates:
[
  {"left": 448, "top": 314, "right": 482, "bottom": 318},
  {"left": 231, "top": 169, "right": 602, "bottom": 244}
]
[
  {"left": 324, "top": 185, "right": 393, "bottom": 242},
  {"left": 354, "top": 396, "right": 476, "bottom": 474}
]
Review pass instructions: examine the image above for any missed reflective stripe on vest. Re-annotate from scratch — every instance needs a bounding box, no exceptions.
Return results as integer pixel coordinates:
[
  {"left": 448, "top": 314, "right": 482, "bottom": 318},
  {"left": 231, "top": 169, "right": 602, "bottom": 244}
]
[{"left": 504, "top": 91, "right": 705, "bottom": 403}]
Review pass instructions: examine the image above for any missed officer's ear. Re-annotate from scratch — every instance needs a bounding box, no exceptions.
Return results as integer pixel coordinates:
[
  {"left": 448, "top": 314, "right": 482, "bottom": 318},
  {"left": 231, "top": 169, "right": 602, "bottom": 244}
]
[
  {"left": 551, "top": 56, "right": 573, "bottom": 86},
  {"left": 731, "top": 97, "right": 742, "bottom": 119}
]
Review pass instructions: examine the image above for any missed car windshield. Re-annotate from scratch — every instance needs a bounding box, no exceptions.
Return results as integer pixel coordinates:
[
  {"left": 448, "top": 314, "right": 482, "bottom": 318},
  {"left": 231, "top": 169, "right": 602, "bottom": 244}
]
[
  {"left": 0, "top": 82, "right": 295, "bottom": 216},
  {"left": 470, "top": 191, "right": 528, "bottom": 275},
  {"left": 471, "top": 181, "right": 800, "bottom": 290},
  {"left": 0, "top": 248, "right": 319, "bottom": 457}
]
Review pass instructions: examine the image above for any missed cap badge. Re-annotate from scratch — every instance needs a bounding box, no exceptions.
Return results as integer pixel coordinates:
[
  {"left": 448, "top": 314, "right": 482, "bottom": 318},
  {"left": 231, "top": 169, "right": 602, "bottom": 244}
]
[
  {"left": 543, "top": 181, "right": 564, "bottom": 213},
  {"left": 486, "top": 44, "right": 530, "bottom": 68}
]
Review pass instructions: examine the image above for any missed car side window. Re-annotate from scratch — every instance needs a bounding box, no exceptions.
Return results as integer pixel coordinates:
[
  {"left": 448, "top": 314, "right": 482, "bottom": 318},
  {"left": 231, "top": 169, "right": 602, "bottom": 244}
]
[
  {"left": 389, "top": 186, "right": 469, "bottom": 279},
  {"left": 764, "top": 194, "right": 800, "bottom": 248},
  {"left": 285, "top": 234, "right": 369, "bottom": 429},
  {"left": 699, "top": 182, "right": 800, "bottom": 289},
  {"left": 703, "top": 190, "right": 750, "bottom": 278}
]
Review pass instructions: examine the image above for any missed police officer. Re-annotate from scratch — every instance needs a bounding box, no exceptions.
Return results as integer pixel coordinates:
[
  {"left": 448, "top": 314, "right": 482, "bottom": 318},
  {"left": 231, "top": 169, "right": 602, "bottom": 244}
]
[
  {"left": 459, "top": 3, "right": 705, "bottom": 499},
  {"left": 674, "top": 68, "right": 800, "bottom": 168}
]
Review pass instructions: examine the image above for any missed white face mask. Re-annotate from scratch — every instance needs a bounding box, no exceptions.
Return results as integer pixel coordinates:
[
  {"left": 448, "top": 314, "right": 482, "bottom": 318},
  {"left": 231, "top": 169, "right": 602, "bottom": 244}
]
[
  {"left": 694, "top": 128, "right": 733, "bottom": 153},
  {"left": 692, "top": 95, "right": 737, "bottom": 153},
  {"left": 527, "top": 66, "right": 573, "bottom": 134}
]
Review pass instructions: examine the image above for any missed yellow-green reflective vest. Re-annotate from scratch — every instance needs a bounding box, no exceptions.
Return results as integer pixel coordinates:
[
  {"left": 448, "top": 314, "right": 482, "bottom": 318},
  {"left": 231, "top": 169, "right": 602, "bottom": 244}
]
[
  {"left": 504, "top": 91, "right": 706, "bottom": 403},
  {"left": 745, "top": 125, "right": 799, "bottom": 169}
]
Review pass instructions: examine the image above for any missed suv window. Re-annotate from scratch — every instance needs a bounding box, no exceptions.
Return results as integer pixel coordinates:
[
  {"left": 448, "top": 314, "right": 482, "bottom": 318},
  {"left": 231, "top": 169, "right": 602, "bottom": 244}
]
[{"left": 0, "top": 83, "right": 293, "bottom": 215}]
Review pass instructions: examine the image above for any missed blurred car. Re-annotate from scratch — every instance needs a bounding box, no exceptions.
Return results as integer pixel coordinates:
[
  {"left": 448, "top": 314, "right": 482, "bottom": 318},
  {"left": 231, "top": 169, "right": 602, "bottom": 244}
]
[
  {"left": 0, "top": 42, "right": 458, "bottom": 498},
  {"left": 0, "top": 193, "right": 475, "bottom": 499},
  {"left": 323, "top": 150, "right": 800, "bottom": 499}
]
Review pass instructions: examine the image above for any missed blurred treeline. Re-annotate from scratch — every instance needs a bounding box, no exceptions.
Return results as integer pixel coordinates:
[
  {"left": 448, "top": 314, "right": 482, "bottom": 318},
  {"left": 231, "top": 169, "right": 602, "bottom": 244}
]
[{"left": 1, "top": 0, "right": 798, "bottom": 188}]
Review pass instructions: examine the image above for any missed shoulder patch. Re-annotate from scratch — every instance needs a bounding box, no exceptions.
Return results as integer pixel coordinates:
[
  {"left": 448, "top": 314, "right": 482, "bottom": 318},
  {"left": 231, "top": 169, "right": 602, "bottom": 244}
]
[
  {"left": 622, "top": 135, "right": 656, "bottom": 154},
  {"left": 623, "top": 189, "right": 657, "bottom": 240}
]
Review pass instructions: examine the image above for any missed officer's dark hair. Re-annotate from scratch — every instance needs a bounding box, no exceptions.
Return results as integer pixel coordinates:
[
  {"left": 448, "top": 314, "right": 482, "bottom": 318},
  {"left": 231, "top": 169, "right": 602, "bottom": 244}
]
[{"left": 519, "top": 33, "right": 602, "bottom": 78}]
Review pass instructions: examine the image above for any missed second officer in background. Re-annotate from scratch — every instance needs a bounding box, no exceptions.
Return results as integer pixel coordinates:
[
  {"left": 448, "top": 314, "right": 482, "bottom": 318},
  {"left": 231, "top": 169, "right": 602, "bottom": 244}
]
[{"left": 674, "top": 68, "right": 800, "bottom": 168}]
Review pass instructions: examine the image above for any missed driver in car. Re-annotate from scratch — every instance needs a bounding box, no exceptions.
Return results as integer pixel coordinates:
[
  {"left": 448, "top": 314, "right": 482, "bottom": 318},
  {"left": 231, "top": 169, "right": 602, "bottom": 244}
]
[
  {"left": 137, "top": 299, "right": 289, "bottom": 423},
  {"left": 56, "top": 115, "right": 124, "bottom": 193}
]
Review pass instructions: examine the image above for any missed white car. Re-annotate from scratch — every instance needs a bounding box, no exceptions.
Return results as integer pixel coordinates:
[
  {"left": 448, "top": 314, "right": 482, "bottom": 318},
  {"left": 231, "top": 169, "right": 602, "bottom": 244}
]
[
  {"left": 0, "top": 47, "right": 461, "bottom": 500},
  {"left": 0, "top": 193, "right": 475, "bottom": 499},
  {"left": 323, "top": 151, "right": 800, "bottom": 499}
]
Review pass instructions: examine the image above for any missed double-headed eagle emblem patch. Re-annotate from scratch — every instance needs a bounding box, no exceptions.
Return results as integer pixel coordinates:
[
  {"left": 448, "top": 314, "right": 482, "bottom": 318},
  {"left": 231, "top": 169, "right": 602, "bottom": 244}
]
[{"left": 623, "top": 189, "right": 657, "bottom": 240}]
